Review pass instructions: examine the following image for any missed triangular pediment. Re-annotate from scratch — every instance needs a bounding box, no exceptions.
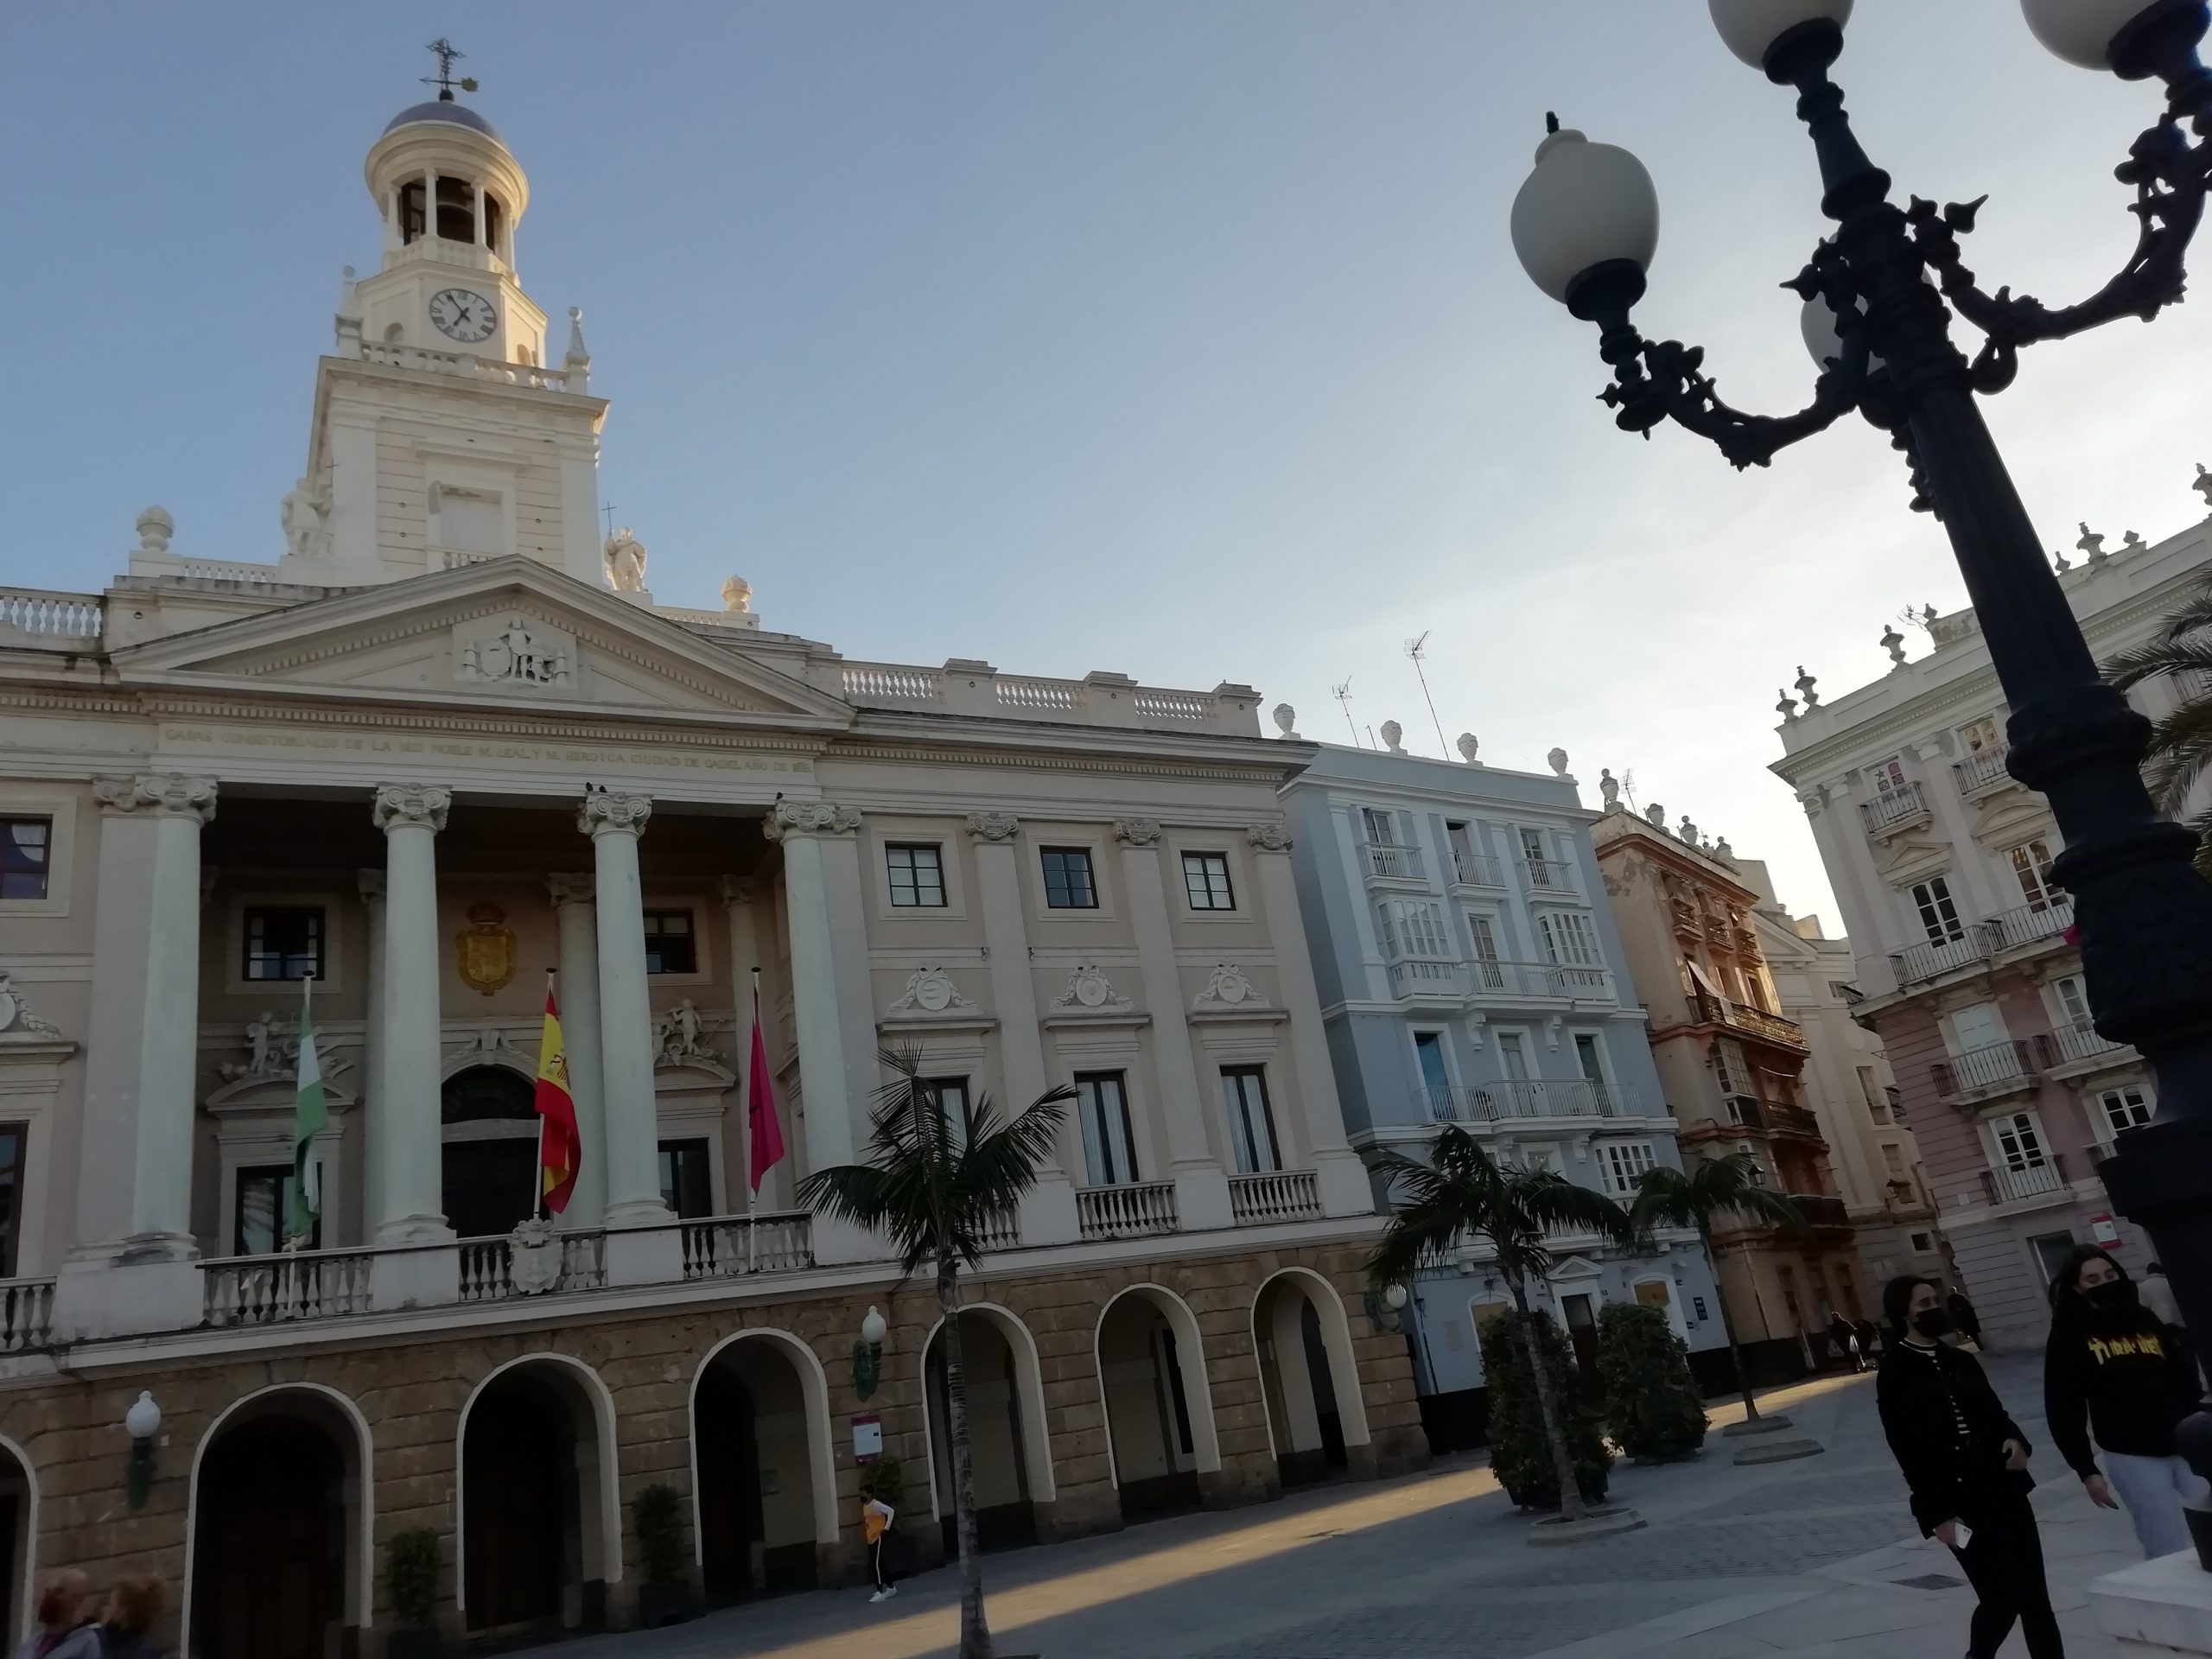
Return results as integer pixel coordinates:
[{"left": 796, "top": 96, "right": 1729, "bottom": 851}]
[
  {"left": 1967, "top": 792, "right": 2056, "bottom": 852},
  {"left": 112, "top": 558, "right": 852, "bottom": 730},
  {"left": 1878, "top": 831, "right": 1951, "bottom": 887}
]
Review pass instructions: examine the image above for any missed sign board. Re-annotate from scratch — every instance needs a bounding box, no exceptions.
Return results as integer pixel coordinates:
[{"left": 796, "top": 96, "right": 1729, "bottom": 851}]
[
  {"left": 853, "top": 1413, "right": 882, "bottom": 1464},
  {"left": 2090, "top": 1212, "right": 2120, "bottom": 1246}
]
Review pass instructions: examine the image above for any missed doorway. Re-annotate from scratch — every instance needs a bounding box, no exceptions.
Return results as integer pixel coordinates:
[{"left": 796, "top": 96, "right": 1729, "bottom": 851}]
[
  {"left": 463, "top": 1366, "right": 599, "bottom": 1637},
  {"left": 442, "top": 1066, "right": 540, "bottom": 1239},
  {"left": 694, "top": 1339, "right": 822, "bottom": 1599},
  {"left": 192, "top": 1414, "right": 346, "bottom": 1659},
  {"left": 1560, "top": 1293, "right": 1602, "bottom": 1398}
]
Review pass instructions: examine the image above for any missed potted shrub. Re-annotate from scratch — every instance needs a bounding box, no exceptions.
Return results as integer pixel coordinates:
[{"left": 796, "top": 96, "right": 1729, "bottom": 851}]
[
  {"left": 1599, "top": 1300, "right": 1708, "bottom": 1462},
  {"left": 1477, "top": 1308, "right": 1611, "bottom": 1510},
  {"left": 634, "top": 1483, "right": 696, "bottom": 1628},
  {"left": 385, "top": 1529, "right": 443, "bottom": 1659}
]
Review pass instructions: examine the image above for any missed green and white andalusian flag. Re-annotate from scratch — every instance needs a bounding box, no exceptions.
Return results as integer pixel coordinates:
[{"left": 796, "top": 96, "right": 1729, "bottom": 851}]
[{"left": 289, "top": 976, "right": 327, "bottom": 1241}]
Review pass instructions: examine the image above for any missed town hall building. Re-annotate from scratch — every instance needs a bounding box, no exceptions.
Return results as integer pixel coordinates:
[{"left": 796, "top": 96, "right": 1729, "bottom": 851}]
[{"left": 0, "top": 80, "right": 1421, "bottom": 1656}]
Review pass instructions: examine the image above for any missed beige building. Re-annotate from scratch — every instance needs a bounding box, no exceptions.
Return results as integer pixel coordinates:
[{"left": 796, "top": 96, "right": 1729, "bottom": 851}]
[
  {"left": 1732, "top": 859, "right": 1946, "bottom": 1291},
  {"left": 1591, "top": 805, "right": 1869, "bottom": 1376},
  {"left": 0, "top": 90, "right": 1420, "bottom": 1657}
]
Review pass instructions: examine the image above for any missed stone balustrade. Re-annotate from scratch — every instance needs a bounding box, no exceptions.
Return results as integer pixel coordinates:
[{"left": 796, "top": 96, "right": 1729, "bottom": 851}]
[{"left": 1076, "top": 1181, "right": 1179, "bottom": 1241}]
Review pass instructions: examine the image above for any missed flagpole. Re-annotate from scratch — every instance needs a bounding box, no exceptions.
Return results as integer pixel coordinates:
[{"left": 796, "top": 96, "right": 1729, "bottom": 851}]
[
  {"left": 290, "top": 971, "right": 315, "bottom": 1254},
  {"left": 534, "top": 969, "right": 556, "bottom": 1227},
  {"left": 747, "top": 967, "right": 760, "bottom": 1274}
]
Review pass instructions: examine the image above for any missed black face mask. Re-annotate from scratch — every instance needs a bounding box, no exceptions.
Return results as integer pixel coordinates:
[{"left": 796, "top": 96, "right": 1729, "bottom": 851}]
[
  {"left": 1910, "top": 1308, "right": 1953, "bottom": 1339},
  {"left": 2087, "top": 1281, "right": 2138, "bottom": 1313}
]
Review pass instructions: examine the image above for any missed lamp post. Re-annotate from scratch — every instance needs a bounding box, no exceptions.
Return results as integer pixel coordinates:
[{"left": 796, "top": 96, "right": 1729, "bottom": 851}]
[
  {"left": 124, "top": 1390, "right": 161, "bottom": 1511},
  {"left": 1510, "top": 0, "right": 2212, "bottom": 1479},
  {"left": 853, "top": 1304, "right": 888, "bottom": 1402}
]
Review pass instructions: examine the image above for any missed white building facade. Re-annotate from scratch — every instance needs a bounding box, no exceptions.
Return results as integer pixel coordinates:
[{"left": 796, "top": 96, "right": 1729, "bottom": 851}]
[
  {"left": 1771, "top": 505, "right": 2211, "bottom": 1349},
  {"left": 0, "top": 91, "right": 1424, "bottom": 1656}
]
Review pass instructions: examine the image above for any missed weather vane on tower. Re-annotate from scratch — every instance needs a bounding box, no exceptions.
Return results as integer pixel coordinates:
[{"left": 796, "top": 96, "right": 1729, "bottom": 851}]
[{"left": 423, "top": 38, "right": 480, "bottom": 103}]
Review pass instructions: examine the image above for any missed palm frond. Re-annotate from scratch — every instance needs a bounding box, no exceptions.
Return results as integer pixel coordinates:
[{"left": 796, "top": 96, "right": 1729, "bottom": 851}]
[
  {"left": 1368, "top": 1126, "right": 1628, "bottom": 1295},
  {"left": 2137, "top": 699, "right": 2212, "bottom": 816},
  {"left": 1630, "top": 1152, "right": 1801, "bottom": 1241},
  {"left": 2105, "top": 630, "right": 2212, "bottom": 687}
]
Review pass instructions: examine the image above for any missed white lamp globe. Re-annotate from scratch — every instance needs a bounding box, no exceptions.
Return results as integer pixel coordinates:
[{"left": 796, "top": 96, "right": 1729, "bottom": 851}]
[
  {"left": 859, "top": 1306, "right": 887, "bottom": 1346},
  {"left": 1710, "top": 0, "right": 1853, "bottom": 69},
  {"left": 124, "top": 1390, "right": 162, "bottom": 1440},
  {"left": 1383, "top": 1282, "right": 1410, "bottom": 1312},
  {"left": 1510, "top": 123, "right": 1660, "bottom": 307},
  {"left": 2022, "top": 0, "right": 2167, "bottom": 70}
]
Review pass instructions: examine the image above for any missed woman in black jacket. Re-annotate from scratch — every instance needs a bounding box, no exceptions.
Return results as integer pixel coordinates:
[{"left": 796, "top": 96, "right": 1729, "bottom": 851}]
[
  {"left": 1877, "top": 1275, "right": 2063, "bottom": 1659},
  {"left": 2044, "top": 1244, "right": 2208, "bottom": 1559}
]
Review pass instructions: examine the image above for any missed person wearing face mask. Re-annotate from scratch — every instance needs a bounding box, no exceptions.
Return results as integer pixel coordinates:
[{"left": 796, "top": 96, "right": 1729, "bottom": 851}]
[
  {"left": 1877, "top": 1274, "right": 2062, "bottom": 1659},
  {"left": 2044, "top": 1244, "right": 2208, "bottom": 1559}
]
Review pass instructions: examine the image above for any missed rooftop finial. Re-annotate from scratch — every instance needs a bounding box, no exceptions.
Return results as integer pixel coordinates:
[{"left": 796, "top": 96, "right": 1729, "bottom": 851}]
[
  {"left": 423, "top": 38, "right": 480, "bottom": 104},
  {"left": 1545, "top": 111, "right": 1560, "bottom": 135}
]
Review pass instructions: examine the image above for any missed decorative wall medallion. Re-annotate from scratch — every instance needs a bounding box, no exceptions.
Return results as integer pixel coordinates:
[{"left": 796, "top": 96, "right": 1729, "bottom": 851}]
[
  {"left": 220, "top": 1010, "right": 299, "bottom": 1082},
  {"left": 1114, "top": 819, "right": 1163, "bottom": 848},
  {"left": 1053, "top": 963, "right": 1133, "bottom": 1014},
  {"left": 456, "top": 904, "right": 518, "bottom": 997},
  {"left": 459, "top": 615, "right": 574, "bottom": 688},
  {"left": 887, "top": 965, "right": 976, "bottom": 1017},
  {"left": 1195, "top": 963, "right": 1268, "bottom": 1011},
  {"left": 1247, "top": 823, "right": 1294, "bottom": 854},
  {"left": 0, "top": 972, "right": 63, "bottom": 1041},
  {"left": 964, "top": 811, "right": 1020, "bottom": 843}
]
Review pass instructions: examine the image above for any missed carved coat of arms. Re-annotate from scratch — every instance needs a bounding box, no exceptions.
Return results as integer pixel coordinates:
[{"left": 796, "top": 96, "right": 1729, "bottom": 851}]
[{"left": 456, "top": 903, "right": 517, "bottom": 996}]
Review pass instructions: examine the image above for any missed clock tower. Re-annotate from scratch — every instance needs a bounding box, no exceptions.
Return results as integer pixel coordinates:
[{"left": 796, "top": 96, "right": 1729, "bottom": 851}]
[{"left": 284, "top": 65, "right": 607, "bottom": 588}]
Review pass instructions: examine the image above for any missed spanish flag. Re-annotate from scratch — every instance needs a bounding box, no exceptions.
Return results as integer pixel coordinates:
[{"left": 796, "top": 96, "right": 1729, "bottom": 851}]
[{"left": 535, "top": 983, "right": 582, "bottom": 1214}]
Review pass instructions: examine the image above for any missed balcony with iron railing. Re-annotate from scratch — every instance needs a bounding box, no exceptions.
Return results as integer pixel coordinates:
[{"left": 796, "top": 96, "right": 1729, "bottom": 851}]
[
  {"left": 1892, "top": 931, "right": 1993, "bottom": 987},
  {"left": 1860, "top": 782, "right": 1932, "bottom": 837},
  {"left": 1363, "top": 842, "right": 1426, "bottom": 882},
  {"left": 1520, "top": 856, "right": 1577, "bottom": 893},
  {"left": 1451, "top": 849, "right": 1505, "bottom": 887},
  {"left": 1463, "top": 1077, "right": 1628, "bottom": 1122},
  {"left": 1893, "top": 899, "right": 2075, "bottom": 989},
  {"left": 1980, "top": 1151, "right": 2072, "bottom": 1208},
  {"left": 1932, "top": 1039, "right": 2040, "bottom": 1104},
  {"left": 1953, "top": 746, "right": 2015, "bottom": 798},
  {"left": 1467, "top": 958, "right": 1615, "bottom": 1002},
  {"left": 2046, "top": 1019, "right": 2131, "bottom": 1070},
  {"left": 1783, "top": 1192, "right": 1852, "bottom": 1230},
  {"left": 1387, "top": 957, "right": 1468, "bottom": 999},
  {"left": 1690, "top": 990, "right": 1809, "bottom": 1052},
  {"left": 1987, "top": 896, "right": 2075, "bottom": 954}
]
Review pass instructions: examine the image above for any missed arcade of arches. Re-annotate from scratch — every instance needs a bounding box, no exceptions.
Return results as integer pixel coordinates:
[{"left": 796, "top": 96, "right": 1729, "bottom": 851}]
[{"left": 0, "top": 1246, "right": 1421, "bottom": 1656}]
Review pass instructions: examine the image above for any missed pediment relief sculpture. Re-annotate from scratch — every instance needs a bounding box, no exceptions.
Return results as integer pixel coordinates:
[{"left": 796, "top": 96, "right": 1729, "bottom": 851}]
[
  {"left": 652, "top": 1000, "right": 725, "bottom": 1070},
  {"left": 457, "top": 613, "right": 575, "bottom": 690},
  {"left": 1194, "top": 963, "right": 1273, "bottom": 1013},
  {"left": 886, "top": 965, "right": 978, "bottom": 1019}
]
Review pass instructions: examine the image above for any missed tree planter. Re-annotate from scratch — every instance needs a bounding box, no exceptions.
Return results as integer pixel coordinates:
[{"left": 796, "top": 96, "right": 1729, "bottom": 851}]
[
  {"left": 637, "top": 1582, "right": 699, "bottom": 1628},
  {"left": 383, "top": 1630, "right": 443, "bottom": 1659}
]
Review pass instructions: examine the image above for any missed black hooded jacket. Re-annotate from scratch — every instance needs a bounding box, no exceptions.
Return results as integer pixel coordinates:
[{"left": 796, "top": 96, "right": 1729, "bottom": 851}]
[
  {"left": 2044, "top": 1284, "right": 2202, "bottom": 1477},
  {"left": 1877, "top": 1338, "right": 2033, "bottom": 1534}
]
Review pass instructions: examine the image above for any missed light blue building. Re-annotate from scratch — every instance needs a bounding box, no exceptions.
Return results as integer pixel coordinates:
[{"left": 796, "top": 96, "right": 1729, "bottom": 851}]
[{"left": 1278, "top": 738, "right": 1726, "bottom": 1447}]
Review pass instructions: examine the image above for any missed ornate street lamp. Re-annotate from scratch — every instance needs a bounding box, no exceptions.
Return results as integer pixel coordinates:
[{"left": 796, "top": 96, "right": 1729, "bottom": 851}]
[
  {"left": 1511, "top": 0, "right": 2212, "bottom": 1459},
  {"left": 124, "top": 1390, "right": 161, "bottom": 1510}
]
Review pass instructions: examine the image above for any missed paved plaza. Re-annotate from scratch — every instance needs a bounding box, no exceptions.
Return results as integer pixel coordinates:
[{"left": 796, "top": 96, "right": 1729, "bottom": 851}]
[{"left": 562, "top": 1357, "right": 2146, "bottom": 1658}]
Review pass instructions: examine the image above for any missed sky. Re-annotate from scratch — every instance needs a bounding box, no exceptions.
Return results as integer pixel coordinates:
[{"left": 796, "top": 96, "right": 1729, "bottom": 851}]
[{"left": 6, "top": 2, "right": 2209, "bottom": 927}]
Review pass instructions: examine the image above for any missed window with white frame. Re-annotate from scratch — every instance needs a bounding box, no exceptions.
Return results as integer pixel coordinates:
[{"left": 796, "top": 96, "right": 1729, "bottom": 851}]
[
  {"left": 2051, "top": 973, "right": 2091, "bottom": 1030},
  {"left": 1075, "top": 1071, "right": 1139, "bottom": 1185},
  {"left": 1858, "top": 1065, "right": 1891, "bottom": 1122},
  {"left": 1376, "top": 898, "right": 1450, "bottom": 959},
  {"left": 1991, "top": 1111, "right": 2050, "bottom": 1172},
  {"left": 1361, "top": 806, "right": 1399, "bottom": 846},
  {"left": 1496, "top": 1030, "right": 1532, "bottom": 1080},
  {"left": 928, "top": 1076, "right": 971, "bottom": 1153},
  {"left": 1712, "top": 1037, "right": 1750, "bottom": 1098},
  {"left": 1467, "top": 912, "right": 1504, "bottom": 990},
  {"left": 2010, "top": 840, "right": 2058, "bottom": 911},
  {"left": 0, "top": 818, "right": 50, "bottom": 901},
  {"left": 2095, "top": 1083, "right": 2153, "bottom": 1139},
  {"left": 1959, "top": 716, "right": 2003, "bottom": 755},
  {"left": 1881, "top": 1142, "right": 1909, "bottom": 1182},
  {"left": 1871, "top": 754, "right": 1909, "bottom": 795},
  {"left": 1412, "top": 1031, "right": 1452, "bottom": 1114},
  {"left": 1910, "top": 876, "right": 1965, "bottom": 944},
  {"left": 1518, "top": 827, "right": 1556, "bottom": 887},
  {"left": 1538, "top": 910, "right": 1601, "bottom": 967},
  {"left": 1181, "top": 851, "right": 1236, "bottom": 911},
  {"left": 1599, "top": 1141, "right": 1656, "bottom": 1196},
  {"left": 1572, "top": 1033, "right": 1605, "bottom": 1086},
  {"left": 886, "top": 842, "right": 946, "bottom": 907},
  {"left": 1220, "top": 1067, "right": 1282, "bottom": 1173}
]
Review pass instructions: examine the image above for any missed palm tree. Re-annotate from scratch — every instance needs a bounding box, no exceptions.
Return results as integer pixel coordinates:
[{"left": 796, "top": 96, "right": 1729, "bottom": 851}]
[
  {"left": 2104, "top": 589, "right": 2212, "bottom": 873},
  {"left": 798, "top": 1046, "right": 1075, "bottom": 1659},
  {"left": 1369, "top": 1123, "right": 1630, "bottom": 1522},
  {"left": 1628, "top": 1153, "right": 1804, "bottom": 1426}
]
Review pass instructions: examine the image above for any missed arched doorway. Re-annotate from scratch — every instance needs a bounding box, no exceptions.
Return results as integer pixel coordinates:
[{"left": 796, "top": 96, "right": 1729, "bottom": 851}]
[
  {"left": 923, "top": 1308, "right": 1048, "bottom": 1555},
  {"left": 1252, "top": 1271, "right": 1370, "bottom": 1489},
  {"left": 1095, "top": 1287, "right": 1214, "bottom": 1522},
  {"left": 0, "top": 1438, "right": 32, "bottom": 1649},
  {"left": 693, "top": 1335, "right": 827, "bottom": 1600},
  {"left": 190, "top": 1392, "right": 364, "bottom": 1659},
  {"left": 442, "top": 1065, "right": 539, "bottom": 1239},
  {"left": 460, "top": 1360, "right": 615, "bottom": 1638}
]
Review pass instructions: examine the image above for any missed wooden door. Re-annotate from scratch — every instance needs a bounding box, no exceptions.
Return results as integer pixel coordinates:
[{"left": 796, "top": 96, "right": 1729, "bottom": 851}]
[
  {"left": 464, "top": 1378, "right": 572, "bottom": 1630},
  {"left": 194, "top": 1418, "right": 340, "bottom": 1659}
]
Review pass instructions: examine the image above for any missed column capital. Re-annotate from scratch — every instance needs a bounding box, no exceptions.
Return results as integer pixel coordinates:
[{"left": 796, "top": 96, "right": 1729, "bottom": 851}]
[
  {"left": 716, "top": 874, "right": 756, "bottom": 906},
  {"left": 356, "top": 868, "right": 385, "bottom": 904},
  {"left": 372, "top": 784, "right": 450, "bottom": 834},
  {"left": 93, "top": 772, "right": 217, "bottom": 824},
  {"left": 1247, "top": 822, "right": 1294, "bottom": 854},
  {"left": 548, "top": 873, "right": 596, "bottom": 907},
  {"left": 1113, "top": 818, "right": 1163, "bottom": 849},
  {"left": 764, "top": 799, "right": 861, "bottom": 842},
  {"left": 578, "top": 786, "right": 652, "bottom": 839},
  {"left": 964, "top": 811, "right": 1020, "bottom": 844}
]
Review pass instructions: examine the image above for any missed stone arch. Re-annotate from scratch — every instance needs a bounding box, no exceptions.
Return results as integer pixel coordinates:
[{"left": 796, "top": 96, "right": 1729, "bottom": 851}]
[
  {"left": 917, "top": 1301, "right": 1055, "bottom": 1553},
  {"left": 0, "top": 1432, "right": 35, "bottom": 1648},
  {"left": 687, "top": 1328, "right": 838, "bottom": 1599},
  {"left": 1250, "top": 1268, "right": 1371, "bottom": 1487},
  {"left": 454, "top": 1353, "right": 622, "bottom": 1632},
  {"left": 181, "top": 1382, "right": 374, "bottom": 1659},
  {"left": 1092, "top": 1283, "right": 1221, "bottom": 1522}
]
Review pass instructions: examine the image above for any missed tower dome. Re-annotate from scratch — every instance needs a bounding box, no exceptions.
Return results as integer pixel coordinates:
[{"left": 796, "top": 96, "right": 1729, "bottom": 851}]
[{"left": 381, "top": 99, "right": 504, "bottom": 142}]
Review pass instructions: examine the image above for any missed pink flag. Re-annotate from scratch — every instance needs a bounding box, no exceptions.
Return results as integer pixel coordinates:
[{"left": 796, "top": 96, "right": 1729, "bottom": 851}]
[{"left": 747, "top": 991, "right": 786, "bottom": 1192}]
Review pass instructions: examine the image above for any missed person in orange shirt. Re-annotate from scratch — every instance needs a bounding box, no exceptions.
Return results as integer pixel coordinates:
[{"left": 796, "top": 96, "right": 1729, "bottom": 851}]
[{"left": 862, "top": 1495, "right": 897, "bottom": 1604}]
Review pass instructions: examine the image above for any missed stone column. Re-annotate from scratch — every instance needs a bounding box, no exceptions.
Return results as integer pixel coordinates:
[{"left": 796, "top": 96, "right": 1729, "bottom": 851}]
[
  {"left": 765, "top": 801, "right": 875, "bottom": 1263},
  {"left": 1249, "top": 823, "right": 1375, "bottom": 1218},
  {"left": 371, "top": 785, "right": 453, "bottom": 1249},
  {"left": 578, "top": 791, "right": 676, "bottom": 1252},
  {"left": 356, "top": 868, "right": 386, "bottom": 1241},
  {"left": 967, "top": 812, "right": 1079, "bottom": 1244},
  {"left": 718, "top": 877, "right": 766, "bottom": 1201},
  {"left": 1116, "top": 819, "right": 1232, "bottom": 1231},
  {"left": 59, "top": 774, "right": 216, "bottom": 1339},
  {"left": 549, "top": 874, "right": 607, "bottom": 1229}
]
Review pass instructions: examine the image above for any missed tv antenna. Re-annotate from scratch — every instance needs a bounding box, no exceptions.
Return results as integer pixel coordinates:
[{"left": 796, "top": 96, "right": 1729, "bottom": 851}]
[
  {"left": 423, "top": 38, "right": 480, "bottom": 102},
  {"left": 1331, "top": 677, "right": 1359, "bottom": 745},
  {"left": 1621, "top": 768, "right": 1640, "bottom": 812},
  {"left": 1405, "top": 630, "right": 1447, "bottom": 755}
]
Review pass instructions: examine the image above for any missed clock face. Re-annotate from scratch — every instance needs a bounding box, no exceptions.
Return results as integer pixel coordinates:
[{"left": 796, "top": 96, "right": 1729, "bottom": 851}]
[{"left": 429, "top": 288, "right": 498, "bottom": 343}]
